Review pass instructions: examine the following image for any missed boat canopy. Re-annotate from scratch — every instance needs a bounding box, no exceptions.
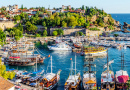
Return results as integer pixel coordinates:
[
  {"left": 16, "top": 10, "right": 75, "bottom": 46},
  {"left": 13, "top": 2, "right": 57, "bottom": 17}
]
[
  {"left": 117, "top": 75, "right": 129, "bottom": 83},
  {"left": 9, "top": 56, "right": 20, "bottom": 58},
  {"left": 86, "top": 80, "right": 96, "bottom": 84}
]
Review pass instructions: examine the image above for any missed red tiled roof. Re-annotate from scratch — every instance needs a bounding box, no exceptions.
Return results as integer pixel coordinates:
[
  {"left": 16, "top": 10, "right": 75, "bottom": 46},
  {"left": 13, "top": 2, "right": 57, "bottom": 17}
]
[
  {"left": 0, "top": 77, "right": 14, "bottom": 90},
  {"left": 28, "top": 14, "right": 35, "bottom": 15}
]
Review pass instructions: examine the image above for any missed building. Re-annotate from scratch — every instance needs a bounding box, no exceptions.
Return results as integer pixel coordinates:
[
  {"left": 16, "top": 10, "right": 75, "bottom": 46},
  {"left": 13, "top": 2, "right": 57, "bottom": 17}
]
[
  {"left": 62, "top": 5, "right": 71, "bottom": 10},
  {"left": 0, "top": 76, "right": 15, "bottom": 90},
  {"left": 6, "top": 4, "right": 18, "bottom": 12}
]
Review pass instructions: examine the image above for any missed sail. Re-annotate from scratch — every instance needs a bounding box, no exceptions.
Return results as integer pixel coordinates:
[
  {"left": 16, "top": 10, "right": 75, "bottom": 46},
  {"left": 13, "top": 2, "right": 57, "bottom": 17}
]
[{"left": 103, "top": 60, "right": 114, "bottom": 69}]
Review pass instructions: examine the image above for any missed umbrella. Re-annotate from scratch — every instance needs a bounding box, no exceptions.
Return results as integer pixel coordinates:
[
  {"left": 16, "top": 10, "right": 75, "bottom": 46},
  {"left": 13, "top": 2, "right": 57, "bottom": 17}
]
[{"left": 29, "top": 83, "right": 37, "bottom": 86}]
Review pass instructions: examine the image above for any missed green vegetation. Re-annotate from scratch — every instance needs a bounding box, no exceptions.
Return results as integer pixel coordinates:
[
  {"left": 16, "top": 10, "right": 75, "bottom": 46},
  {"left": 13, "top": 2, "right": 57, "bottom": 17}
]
[
  {"left": 25, "top": 21, "right": 38, "bottom": 33},
  {"left": 43, "top": 30, "right": 47, "bottom": 37},
  {"left": 0, "top": 5, "right": 116, "bottom": 37},
  {"left": 6, "top": 23, "right": 23, "bottom": 41},
  {"left": 52, "top": 31, "right": 58, "bottom": 36},
  {"left": 114, "top": 34, "right": 119, "bottom": 37},
  {"left": 35, "top": 33, "right": 41, "bottom": 37},
  {"left": 75, "top": 32, "right": 84, "bottom": 36},
  {"left": 54, "top": 29, "right": 64, "bottom": 35},
  {"left": 0, "top": 28, "right": 6, "bottom": 46},
  {"left": 108, "top": 25, "right": 114, "bottom": 30},
  {"left": 0, "top": 58, "right": 15, "bottom": 80},
  {"left": 88, "top": 27, "right": 100, "bottom": 31}
]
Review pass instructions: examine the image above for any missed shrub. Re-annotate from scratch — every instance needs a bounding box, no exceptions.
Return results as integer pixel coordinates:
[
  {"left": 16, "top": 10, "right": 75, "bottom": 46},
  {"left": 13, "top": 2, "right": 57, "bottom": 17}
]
[
  {"left": 35, "top": 34, "right": 41, "bottom": 37},
  {"left": 55, "top": 29, "right": 64, "bottom": 35},
  {"left": 43, "top": 30, "right": 47, "bottom": 37},
  {"left": 52, "top": 31, "right": 58, "bottom": 36},
  {"left": 79, "top": 32, "right": 84, "bottom": 36},
  {"left": 114, "top": 34, "right": 119, "bottom": 37},
  {"left": 88, "top": 27, "right": 100, "bottom": 31}
]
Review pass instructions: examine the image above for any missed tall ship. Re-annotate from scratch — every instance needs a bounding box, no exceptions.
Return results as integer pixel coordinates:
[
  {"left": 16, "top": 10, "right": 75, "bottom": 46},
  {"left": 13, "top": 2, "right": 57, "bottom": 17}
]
[
  {"left": 5, "top": 40, "right": 45, "bottom": 66},
  {"left": 83, "top": 57, "right": 97, "bottom": 90},
  {"left": 115, "top": 52, "right": 129, "bottom": 90},
  {"left": 64, "top": 55, "right": 81, "bottom": 90},
  {"left": 101, "top": 50, "right": 115, "bottom": 90},
  {"left": 40, "top": 56, "right": 61, "bottom": 90},
  {"left": 81, "top": 46, "right": 107, "bottom": 57}
]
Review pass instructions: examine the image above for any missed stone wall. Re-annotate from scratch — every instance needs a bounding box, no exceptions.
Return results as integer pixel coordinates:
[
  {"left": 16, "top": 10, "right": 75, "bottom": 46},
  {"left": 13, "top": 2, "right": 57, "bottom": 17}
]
[
  {"left": 50, "top": 28, "right": 85, "bottom": 36},
  {"left": 86, "top": 27, "right": 105, "bottom": 36},
  {"left": 0, "top": 21, "right": 17, "bottom": 31}
]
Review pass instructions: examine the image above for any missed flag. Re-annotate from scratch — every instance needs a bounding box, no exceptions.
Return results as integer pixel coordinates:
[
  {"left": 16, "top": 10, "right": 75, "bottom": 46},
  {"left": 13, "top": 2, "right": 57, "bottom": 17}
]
[
  {"left": 48, "top": 54, "right": 50, "bottom": 57},
  {"left": 70, "top": 58, "right": 72, "bottom": 60}
]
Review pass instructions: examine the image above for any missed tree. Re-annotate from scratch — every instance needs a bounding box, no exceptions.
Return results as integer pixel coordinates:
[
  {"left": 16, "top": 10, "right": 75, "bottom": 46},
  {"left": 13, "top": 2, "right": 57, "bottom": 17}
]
[
  {"left": 15, "top": 36, "right": 20, "bottom": 43},
  {"left": 0, "top": 59, "right": 15, "bottom": 80},
  {"left": 42, "top": 21, "right": 46, "bottom": 27},
  {"left": 62, "top": 21, "right": 67, "bottom": 27},
  {"left": 25, "top": 21, "right": 37, "bottom": 33},
  {"left": 68, "top": 16, "right": 77, "bottom": 28},
  {"left": 43, "top": 30, "right": 47, "bottom": 37},
  {"left": 81, "top": 5, "right": 85, "bottom": 10},
  {"left": 52, "top": 31, "right": 58, "bottom": 36},
  {"left": 35, "top": 33, "right": 41, "bottom": 37}
]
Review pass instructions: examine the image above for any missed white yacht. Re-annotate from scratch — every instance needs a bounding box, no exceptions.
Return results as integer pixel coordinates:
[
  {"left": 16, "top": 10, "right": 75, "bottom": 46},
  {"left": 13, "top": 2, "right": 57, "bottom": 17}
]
[{"left": 48, "top": 43, "right": 72, "bottom": 51}]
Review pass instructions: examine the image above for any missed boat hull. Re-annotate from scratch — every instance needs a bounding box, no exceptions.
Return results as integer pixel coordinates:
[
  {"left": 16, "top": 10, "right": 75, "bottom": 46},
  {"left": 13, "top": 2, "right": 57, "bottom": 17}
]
[
  {"left": 48, "top": 46, "right": 72, "bottom": 51},
  {"left": 84, "top": 50, "right": 107, "bottom": 57}
]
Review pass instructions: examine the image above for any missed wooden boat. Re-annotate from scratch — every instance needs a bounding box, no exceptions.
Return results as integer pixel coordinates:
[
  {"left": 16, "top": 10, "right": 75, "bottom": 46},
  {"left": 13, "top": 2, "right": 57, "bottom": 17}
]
[
  {"left": 64, "top": 55, "right": 81, "bottom": 90},
  {"left": 40, "top": 56, "right": 61, "bottom": 90},
  {"left": 83, "top": 58, "right": 97, "bottom": 90},
  {"left": 81, "top": 46, "right": 107, "bottom": 57},
  {"left": 101, "top": 50, "right": 115, "bottom": 90},
  {"left": 115, "top": 52, "right": 129, "bottom": 90},
  {"left": 73, "top": 42, "right": 82, "bottom": 48}
]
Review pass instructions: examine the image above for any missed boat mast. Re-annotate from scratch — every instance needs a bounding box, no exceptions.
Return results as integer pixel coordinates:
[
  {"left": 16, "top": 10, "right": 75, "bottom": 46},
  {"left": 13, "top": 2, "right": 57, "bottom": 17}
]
[
  {"left": 75, "top": 54, "right": 76, "bottom": 76},
  {"left": 107, "top": 49, "right": 109, "bottom": 79},
  {"left": 36, "top": 56, "right": 37, "bottom": 71},
  {"left": 51, "top": 56, "right": 52, "bottom": 73}
]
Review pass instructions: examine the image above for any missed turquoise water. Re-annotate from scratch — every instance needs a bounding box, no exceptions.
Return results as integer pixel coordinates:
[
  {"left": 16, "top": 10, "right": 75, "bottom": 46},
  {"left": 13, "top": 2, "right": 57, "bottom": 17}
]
[
  {"left": 7, "top": 45, "right": 130, "bottom": 89},
  {"left": 7, "top": 14, "right": 130, "bottom": 90}
]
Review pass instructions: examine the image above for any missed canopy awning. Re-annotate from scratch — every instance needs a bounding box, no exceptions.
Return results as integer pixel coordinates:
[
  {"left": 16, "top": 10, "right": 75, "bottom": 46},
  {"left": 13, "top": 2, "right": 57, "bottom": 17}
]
[
  {"left": 86, "top": 80, "right": 96, "bottom": 84},
  {"left": 9, "top": 56, "right": 20, "bottom": 59},
  {"left": 117, "top": 75, "right": 129, "bottom": 83}
]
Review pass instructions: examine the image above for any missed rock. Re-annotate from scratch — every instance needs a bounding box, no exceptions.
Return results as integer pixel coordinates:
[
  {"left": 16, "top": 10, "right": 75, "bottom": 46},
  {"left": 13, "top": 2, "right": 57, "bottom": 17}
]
[
  {"left": 104, "top": 27, "right": 109, "bottom": 31},
  {"left": 123, "top": 29, "right": 130, "bottom": 33},
  {"left": 123, "top": 22, "right": 130, "bottom": 28},
  {"left": 114, "top": 26, "right": 121, "bottom": 31},
  {"left": 91, "top": 15, "right": 97, "bottom": 22},
  {"left": 103, "top": 17, "right": 109, "bottom": 23},
  {"left": 114, "top": 20, "right": 120, "bottom": 26}
]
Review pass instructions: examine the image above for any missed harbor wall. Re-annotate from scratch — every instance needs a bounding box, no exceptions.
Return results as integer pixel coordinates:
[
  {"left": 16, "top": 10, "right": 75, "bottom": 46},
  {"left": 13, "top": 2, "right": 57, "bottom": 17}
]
[
  {"left": 86, "top": 27, "right": 105, "bottom": 36},
  {"left": 0, "top": 21, "right": 17, "bottom": 31},
  {"left": 50, "top": 28, "right": 85, "bottom": 36}
]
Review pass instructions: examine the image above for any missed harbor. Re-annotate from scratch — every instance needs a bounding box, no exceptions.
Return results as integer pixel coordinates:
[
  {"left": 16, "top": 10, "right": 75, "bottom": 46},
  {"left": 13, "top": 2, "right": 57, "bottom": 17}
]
[{"left": 0, "top": 34, "right": 130, "bottom": 90}]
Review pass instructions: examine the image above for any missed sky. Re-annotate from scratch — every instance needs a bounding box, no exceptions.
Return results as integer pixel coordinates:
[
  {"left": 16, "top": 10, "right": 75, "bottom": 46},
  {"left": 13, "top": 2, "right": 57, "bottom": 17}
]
[{"left": 0, "top": 0, "right": 130, "bottom": 13}]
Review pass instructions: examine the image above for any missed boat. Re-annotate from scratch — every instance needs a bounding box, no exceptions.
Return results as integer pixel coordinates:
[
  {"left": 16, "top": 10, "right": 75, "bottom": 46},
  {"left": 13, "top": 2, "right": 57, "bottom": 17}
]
[
  {"left": 5, "top": 40, "right": 46, "bottom": 66},
  {"left": 81, "top": 46, "right": 107, "bottom": 57},
  {"left": 101, "top": 50, "right": 115, "bottom": 90},
  {"left": 73, "top": 42, "right": 82, "bottom": 48},
  {"left": 83, "top": 57, "right": 97, "bottom": 90},
  {"left": 64, "top": 55, "right": 81, "bottom": 90},
  {"left": 115, "top": 52, "right": 129, "bottom": 90},
  {"left": 48, "top": 43, "right": 72, "bottom": 51},
  {"left": 40, "top": 56, "right": 61, "bottom": 90}
]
